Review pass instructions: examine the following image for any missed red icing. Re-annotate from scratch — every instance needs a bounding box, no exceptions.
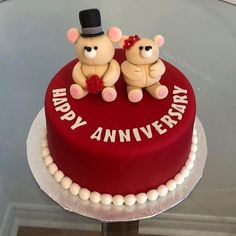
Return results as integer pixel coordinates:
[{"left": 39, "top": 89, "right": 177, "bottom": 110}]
[{"left": 45, "top": 49, "right": 196, "bottom": 195}]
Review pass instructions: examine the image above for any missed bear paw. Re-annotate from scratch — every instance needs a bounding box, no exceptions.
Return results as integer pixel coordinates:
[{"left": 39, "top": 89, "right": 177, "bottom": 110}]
[
  {"left": 102, "top": 87, "right": 117, "bottom": 102},
  {"left": 156, "top": 85, "right": 168, "bottom": 99},
  {"left": 128, "top": 89, "right": 143, "bottom": 103},
  {"left": 70, "top": 84, "right": 87, "bottom": 99}
]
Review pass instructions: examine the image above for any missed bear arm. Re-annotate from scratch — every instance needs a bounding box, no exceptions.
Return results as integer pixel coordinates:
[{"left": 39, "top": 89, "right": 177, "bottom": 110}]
[
  {"left": 121, "top": 61, "right": 142, "bottom": 81},
  {"left": 72, "top": 62, "right": 87, "bottom": 88},
  {"left": 149, "top": 59, "right": 166, "bottom": 78},
  {"left": 102, "top": 59, "right": 120, "bottom": 87}
]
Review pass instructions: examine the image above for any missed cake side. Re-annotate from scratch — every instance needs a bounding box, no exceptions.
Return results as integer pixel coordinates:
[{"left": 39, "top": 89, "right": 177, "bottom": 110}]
[{"left": 44, "top": 49, "right": 196, "bottom": 195}]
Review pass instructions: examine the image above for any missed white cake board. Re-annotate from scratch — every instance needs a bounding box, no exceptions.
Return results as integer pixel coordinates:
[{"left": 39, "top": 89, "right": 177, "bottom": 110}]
[{"left": 27, "top": 108, "right": 207, "bottom": 222}]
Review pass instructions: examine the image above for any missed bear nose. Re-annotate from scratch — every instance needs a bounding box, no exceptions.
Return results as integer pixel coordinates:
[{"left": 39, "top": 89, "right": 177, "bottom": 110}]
[
  {"left": 145, "top": 46, "right": 152, "bottom": 51},
  {"left": 84, "top": 46, "right": 92, "bottom": 52}
]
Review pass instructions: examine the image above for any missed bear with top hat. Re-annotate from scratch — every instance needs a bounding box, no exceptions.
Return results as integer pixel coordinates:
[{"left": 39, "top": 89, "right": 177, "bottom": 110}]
[{"left": 67, "top": 9, "right": 122, "bottom": 102}]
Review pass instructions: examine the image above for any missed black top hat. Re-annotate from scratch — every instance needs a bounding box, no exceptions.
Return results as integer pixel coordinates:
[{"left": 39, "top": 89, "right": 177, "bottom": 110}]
[{"left": 79, "top": 9, "right": 104, "bottom": 37}]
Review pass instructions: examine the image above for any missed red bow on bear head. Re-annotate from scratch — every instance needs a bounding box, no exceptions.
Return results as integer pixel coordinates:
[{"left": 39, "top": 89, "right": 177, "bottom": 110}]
[{"left": 123, "top": 35, "right": 140, "bottom": 49}]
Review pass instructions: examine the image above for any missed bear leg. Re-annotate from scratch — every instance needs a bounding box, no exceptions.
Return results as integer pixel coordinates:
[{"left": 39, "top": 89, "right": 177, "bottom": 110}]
[
  {"left": 146, "top": 83, "right": 168, "bottom": 99},
  {"left": 102, "top": 86, "right": 117, "bottom": 102},
  {"left": 127, "top": 86, "right": 143, "bottom": 103},
  {"left": 70, "top": 84, "right": 88, "bottom": 99}
]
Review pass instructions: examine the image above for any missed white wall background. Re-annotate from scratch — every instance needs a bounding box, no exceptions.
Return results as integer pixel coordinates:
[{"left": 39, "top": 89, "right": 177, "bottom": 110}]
[{"left": 0, "top": 0, "right": 236, "bottom": 234}]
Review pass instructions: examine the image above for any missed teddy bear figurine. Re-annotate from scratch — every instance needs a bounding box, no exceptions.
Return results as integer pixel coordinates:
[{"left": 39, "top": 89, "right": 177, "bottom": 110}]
[
  {"left": 67, "top": 9, "right": 122, "bottom": 102},
  {"left": 120, "top": 34, "right": 168, "bottom": 103}
]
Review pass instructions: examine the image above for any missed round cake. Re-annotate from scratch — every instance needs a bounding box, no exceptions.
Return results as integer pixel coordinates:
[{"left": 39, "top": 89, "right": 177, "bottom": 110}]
[{"left": 44, "top": 49, "right": 196, "bottom": 204}]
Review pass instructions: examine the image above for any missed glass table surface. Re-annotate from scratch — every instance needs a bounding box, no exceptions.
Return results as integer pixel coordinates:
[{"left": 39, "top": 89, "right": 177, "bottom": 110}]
[{"left": 0, "top": 0, "right": 235, "bottom": 235}]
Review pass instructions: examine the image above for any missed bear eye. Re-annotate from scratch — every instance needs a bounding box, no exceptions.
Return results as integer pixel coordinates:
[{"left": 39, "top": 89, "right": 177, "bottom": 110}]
[
  {"left": 139, "top": 46, "right": 143, "bottom": 50},
  {"left": 94, "top": 46, "right": 98, "bottom": 50},
  {"left": 84, "top": 46, "right": 87, "bottom": 50}
]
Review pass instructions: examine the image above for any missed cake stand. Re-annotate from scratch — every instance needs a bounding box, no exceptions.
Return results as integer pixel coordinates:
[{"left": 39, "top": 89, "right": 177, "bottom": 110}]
[{"left": 27, "top": 108, "right": 207, "bottom": 235}]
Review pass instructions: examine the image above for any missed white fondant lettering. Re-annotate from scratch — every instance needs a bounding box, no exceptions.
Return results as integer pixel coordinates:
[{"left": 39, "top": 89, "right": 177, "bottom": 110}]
[
  {"left": 60, "top": 110, "right": 76, "bottom": 121},
  {"left": 118, "top": 129, "right": 131, "bottom": 142},
  {"left": 133, "top": 128, "right": 141, "bottom": 141},
  {"left": 52, "top": 88, "right": 66, "bottom": 97},
  {"left": 71, "top": 116, "right": 87, "bottom": 130},
  {"left": 173, "top": 85, "right": 187, "bottom": 95},
  {"left": 168, "top": 108, "right": 182, "bottom": 120},
  {"left": 90, "top": 127, "right": 103, "bottom": 141},
  {"left": 55, "top": 102, "right": 71, "bottom": 113},
  {"left": 171, "top": 103, "right": 186, "bottom": 114},
  {"left": 173, "top": 95, "right": 188, "bottom": 104},
  {"left": 53, "top": 97, "right": 67, "bottom": 106},
  {"left": 152, "top": 121, "right": 167, "bottom": 135},
  {"left": 140, "top": 125, "right": 153, "bottom": 139},
  {"left": 104, "top": 129, "right": 116, "bottom": 143},
  {"left": 161, "top": 115, "right": 177, "bottom": 128}
]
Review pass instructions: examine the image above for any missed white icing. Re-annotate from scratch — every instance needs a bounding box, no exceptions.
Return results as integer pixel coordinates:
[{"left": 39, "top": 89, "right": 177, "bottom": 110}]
[
  {"left": 54, "top": 170, "right": 64, "bottom": 182},
  {"left": 53, "top": 97, "right": 67, "bottom": 106},
  {"left": 171, "top": 103, "right": 186, "bottom": 114},
  {"left": 52, "top": 88, "right": 66, "bottom": 98},
  {"left": 104, "top": 129, "right": 116, "bottom": 143},
  {"left": 147, "top": 189, "right": 159, "bottom": 201},
  {"left": 60, "top": 110, "right": 76, "bottom": 121},
  {"left": 71, "top": 116, "right": 87, "bottom": 130},
  {"left": 118, "top": 129, "right": 131, "bottom": 142},
  {"left": 42, "top": 147, "right": 50, "bottom": 157},
  {"left": 90, "top": 127, "right": 103, "bottom": 141},
  {"left": 189, "top": 151, "right": 196, "bottom": 161},
  {"left": 55, "top": 102, "right": 71, "bottom": 113},
  {"left": 79, "top": 188, "right": 90, "bottom": 200},
  {"left": 185, "top": 159, "right": 194, "bottom": 170},
  {"left": 193, "top": 128, "right": 197, "bottom": 136},
  {"left": 151, "top": 120, "right": 167, "bottom": 135},
  {"left": 44, "top": 156, "right": 53, "bottom": 166},
  {"left": 48, "top": 163, "right": 58, "bottom": 175},
  {"left": 166, "top": 180, "right": 177, "bottom": 191},
  {"left": 192, "top": 135, "right": 198, "bottom": 144},
  {"left": 61, "top": 176, "right": 72, "bottom": 189},
  {"left": 90, "top": 191, "right": 101, "bottom": 203},
  {"left": 174, "top": 173, "right": 184, "bottom": 185},
  {"left": 112, "top": 195, "right": 124, "bottom": 206},
  {"left": 132, "top": 128, "right": 141, "bottom": 141},
  {"left": 191, "top": 144, "right": 198, "bottom": 153},
  {"left": 136, "top": 193, "right": 147, "bottom": 204},
  {"left": 69, "top": 183, "right": 80, "bottom": 195},
  {"left": 173, "top": 85, "right": 187, "bottom": 95},
  {"left": 157, "top": 185, "right": 168, "bottom": 197},
  {"left": 124, "top": 194, "right": 136, "bottom": 206},
  {"left": 173, "top": 95, "right": 188, "bottom": 104},
  {"left": 180, "top": 166, "right": 190, "bottom": 178},
  {"left": 160, "top": 115, "right": 177, "bottom": 128},
  {"left": 101, "top": 194, "right": 113, "bottom": 205},
  {"left": 140, "top": 125, "right": 153, "bottom": 139},
  {"left": 168, "top": 108, "right": 182, "bottom": 120}
]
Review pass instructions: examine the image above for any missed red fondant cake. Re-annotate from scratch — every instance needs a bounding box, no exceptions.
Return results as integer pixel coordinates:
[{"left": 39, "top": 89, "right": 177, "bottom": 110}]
[{"left": 44, "top": 49, "right": 196, "bottom": 200}]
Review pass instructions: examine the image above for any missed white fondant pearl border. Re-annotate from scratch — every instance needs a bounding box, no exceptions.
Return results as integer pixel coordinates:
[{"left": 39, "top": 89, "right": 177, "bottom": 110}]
[{"left": 41, "top": 127, "right": 198, "bottom": 206}]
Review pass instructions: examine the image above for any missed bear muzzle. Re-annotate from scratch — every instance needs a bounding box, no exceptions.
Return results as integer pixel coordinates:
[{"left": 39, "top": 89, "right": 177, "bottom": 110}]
[
  {"left": 84, "top": 47, "right": 97, "bottom": 59},
  {"left": 140, "top": 46, "right": 153, "bottom": 58}
]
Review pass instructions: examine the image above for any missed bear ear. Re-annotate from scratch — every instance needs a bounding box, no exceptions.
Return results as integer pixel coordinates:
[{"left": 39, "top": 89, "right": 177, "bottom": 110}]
[
  {"left": 66, "top": 28, "right": 81, "bottom": 44},
  {"left": 118, "top": 35, "right": 129, "bottom": 48},
  {"left": 153, "top": 35, "right": 165, "bottom": 47},
  {"left": 107, "top": 26, "right": 122, "bottom": 43}
]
